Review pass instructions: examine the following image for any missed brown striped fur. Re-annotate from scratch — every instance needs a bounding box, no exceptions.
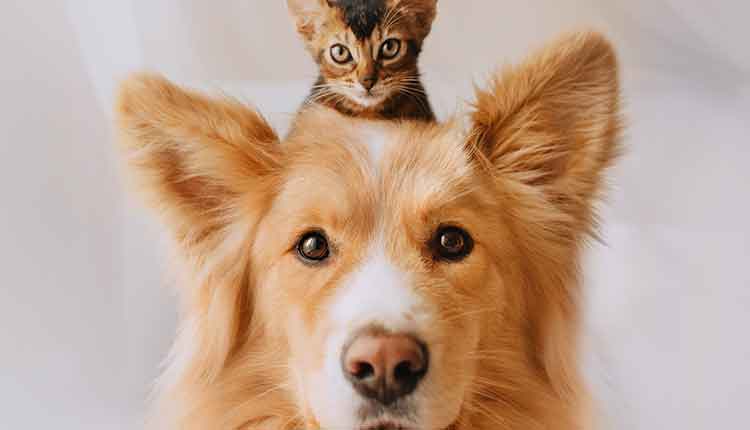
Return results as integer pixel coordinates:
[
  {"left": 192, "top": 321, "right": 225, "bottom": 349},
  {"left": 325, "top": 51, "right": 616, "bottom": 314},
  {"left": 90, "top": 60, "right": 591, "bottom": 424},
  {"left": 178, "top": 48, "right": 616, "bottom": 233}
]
[{"left": 287, "top": 0, "right": 437, "bottom": 121}]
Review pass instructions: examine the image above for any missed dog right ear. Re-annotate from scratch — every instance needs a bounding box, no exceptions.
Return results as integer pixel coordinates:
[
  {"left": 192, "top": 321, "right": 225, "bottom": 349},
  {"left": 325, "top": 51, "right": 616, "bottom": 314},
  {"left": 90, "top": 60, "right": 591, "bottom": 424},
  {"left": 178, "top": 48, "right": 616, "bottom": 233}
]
[
  {"left": 470, "top": 31, "right": 621, "bottom": 232},
  {"left": 468, "top": 31, "right": 621, "bottom": 404},
  {"left": 116, "top": 73, "right": 281, "bottom": 257},
  {"left": 117, "top": 74, "right": 283, "bottom": 380}
]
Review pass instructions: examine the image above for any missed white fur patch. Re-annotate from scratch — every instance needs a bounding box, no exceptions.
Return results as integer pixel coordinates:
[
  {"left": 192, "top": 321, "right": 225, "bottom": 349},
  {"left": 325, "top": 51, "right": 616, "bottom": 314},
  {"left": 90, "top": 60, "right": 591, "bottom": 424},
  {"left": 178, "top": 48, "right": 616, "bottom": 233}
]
[
  {"left": 330, "top": 243, "right": 423, "bottom": 334},
  {"left": 360, "top": 123, "right": 391, "bottom": 168},
  {"left": 307, "top": 234, "right": 431, "bottom": 428},
  {"left": 337, "top": 84, "right": 391, "bottom": 108},
  {"left": 350, "top": 90, "right": 388, "bottom": 108}
]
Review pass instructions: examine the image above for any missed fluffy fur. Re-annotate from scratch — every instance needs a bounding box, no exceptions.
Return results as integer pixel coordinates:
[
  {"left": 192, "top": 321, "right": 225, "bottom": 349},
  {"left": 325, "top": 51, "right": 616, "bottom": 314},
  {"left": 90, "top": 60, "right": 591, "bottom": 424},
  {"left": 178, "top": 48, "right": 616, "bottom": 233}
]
[
  {"left": 117, "top": 31, "right": 621, "bottom": 429},
  {"left": 287, "top": 0, "right": 437, "bottom": 120}
]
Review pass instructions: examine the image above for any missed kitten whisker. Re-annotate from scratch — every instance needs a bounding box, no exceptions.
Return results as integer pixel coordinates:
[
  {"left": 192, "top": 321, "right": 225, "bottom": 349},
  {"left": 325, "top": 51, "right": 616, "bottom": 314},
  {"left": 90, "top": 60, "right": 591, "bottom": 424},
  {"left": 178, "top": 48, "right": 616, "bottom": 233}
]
[
  {"left": 305, "top": 88, "right": 341, "bottom": 107},
  {"left": 291, "top": 0, "right": 435, "bottom": 121},
  {"left": 383, "top": 5, "right": 409, "bottom": 32},
  {"left": 396, "top": 86, "right": 431, "bottom": 116},
  {"left": 381, "top": 6, "right": 398, "bottom": 31}
]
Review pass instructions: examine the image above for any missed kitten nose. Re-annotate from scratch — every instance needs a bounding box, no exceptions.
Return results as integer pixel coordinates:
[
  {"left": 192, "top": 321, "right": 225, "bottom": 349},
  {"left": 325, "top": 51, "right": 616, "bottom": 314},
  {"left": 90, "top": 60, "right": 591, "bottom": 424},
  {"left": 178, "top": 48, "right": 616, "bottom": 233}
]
[
  {"left": 341, "top": 331, "right": 428, "bottom": 405},
  {"left": 359, "top": 76, "right": 378, "bottom": 91}
]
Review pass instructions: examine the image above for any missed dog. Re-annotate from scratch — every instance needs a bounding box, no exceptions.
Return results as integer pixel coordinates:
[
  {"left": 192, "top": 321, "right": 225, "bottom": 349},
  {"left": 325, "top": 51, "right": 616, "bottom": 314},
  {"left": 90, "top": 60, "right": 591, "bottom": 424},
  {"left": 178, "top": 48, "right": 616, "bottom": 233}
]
[{"left": 116, "top": 31, "right": 621, "bottom": 430}]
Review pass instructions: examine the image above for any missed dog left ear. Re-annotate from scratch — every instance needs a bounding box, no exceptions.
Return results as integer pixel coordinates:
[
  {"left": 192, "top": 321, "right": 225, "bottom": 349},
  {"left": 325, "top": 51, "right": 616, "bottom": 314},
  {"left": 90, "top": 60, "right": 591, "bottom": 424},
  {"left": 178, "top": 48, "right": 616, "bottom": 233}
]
[{"left": 470, "top": 31, "right": 621, "bottom": 220}]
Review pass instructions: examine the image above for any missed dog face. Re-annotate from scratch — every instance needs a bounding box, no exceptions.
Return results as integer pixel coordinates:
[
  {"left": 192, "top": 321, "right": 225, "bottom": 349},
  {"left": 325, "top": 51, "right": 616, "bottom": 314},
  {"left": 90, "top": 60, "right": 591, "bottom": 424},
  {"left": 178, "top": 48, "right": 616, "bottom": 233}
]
[
  {"left": 251, "top": 117, "right": 497, "bottom": 429},
  {"left": 117, "top": 32, "right": 620, "bottom": 430}
]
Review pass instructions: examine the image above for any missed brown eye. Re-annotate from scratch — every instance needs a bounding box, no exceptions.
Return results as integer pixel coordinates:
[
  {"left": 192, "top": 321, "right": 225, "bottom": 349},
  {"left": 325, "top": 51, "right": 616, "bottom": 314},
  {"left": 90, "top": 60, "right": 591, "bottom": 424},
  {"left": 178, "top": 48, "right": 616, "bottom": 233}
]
[
  {"left": 380, "top": 38, "right": 402, "bottom": 60},
  {"left": 297, "top": 231, "right": 330, "bottom": 262},
  {"left": 431, "top": 226, "right": 473, "bottom": 261},
  {"left": 330, "top": 44, "right": 352, "bottom": 64}
]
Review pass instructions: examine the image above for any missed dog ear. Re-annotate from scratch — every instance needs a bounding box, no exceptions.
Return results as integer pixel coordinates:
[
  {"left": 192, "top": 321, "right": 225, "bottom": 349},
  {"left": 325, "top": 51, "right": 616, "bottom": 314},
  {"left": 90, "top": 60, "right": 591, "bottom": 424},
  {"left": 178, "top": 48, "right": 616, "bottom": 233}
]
[
  {"left": 116, "top": 73, "right": 281, "bottom": 253},
  {"left": 287, "top": 0, "right": 329, "bottom": 41},
  {"left": 469, "top": 32, "right": 621, "bottom": 402},
  {"left": 116, "top": 73, "right": 282, "bottom": 380},
  {"left": 470, "top": 31, "right": 621, "bottom": 225}
]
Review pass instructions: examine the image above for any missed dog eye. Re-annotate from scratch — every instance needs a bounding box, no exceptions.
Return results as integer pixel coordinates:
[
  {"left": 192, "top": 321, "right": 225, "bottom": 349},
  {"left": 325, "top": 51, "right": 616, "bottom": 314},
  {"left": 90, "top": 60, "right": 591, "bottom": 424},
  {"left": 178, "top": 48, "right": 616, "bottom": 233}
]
[
  {"left": 380, "top": 38, "right": 401, "bottom": 60},
  {"left": 330, "top": 44, "right": 353, "bottom": 64},
  {"left": 297, "top": 231, "right": 330, "bottom": 262},
  {"left": 431, "top": 226, "right": 473, "bottom": 261}
]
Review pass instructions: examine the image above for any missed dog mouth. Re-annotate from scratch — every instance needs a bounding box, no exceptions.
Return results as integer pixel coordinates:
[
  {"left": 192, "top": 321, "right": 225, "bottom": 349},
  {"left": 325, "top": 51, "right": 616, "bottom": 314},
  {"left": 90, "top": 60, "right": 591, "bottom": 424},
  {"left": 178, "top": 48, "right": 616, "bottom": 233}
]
[
  {"left": 360, "top": 421, "right": 412, "bottom": 430},
  {"left": 358, "top": 405, "right": 416, "bottom": 430}
]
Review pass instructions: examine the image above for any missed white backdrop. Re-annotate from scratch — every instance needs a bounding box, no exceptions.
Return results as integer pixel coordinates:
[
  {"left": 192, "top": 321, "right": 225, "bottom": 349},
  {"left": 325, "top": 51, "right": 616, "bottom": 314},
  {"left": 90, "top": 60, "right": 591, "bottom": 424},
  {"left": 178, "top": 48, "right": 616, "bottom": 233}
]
[{"left": 1, "top": 1, "right": 748, "bottom": 429}]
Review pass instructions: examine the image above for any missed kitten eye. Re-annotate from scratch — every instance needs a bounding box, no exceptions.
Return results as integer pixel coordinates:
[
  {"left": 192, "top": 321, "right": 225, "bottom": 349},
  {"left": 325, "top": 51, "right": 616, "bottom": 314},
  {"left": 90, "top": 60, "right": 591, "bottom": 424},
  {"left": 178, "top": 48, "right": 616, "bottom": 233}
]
[
  {"left": 297, "top": 231, "right": 331, "bottom": 262},
  {"left": 330, "top": 44, "right": 352, "bottom": 64},
  {"left": 430, "top": 226, "right": 474, "bottom": 262},
  {"left": 380, "top": 38, "right": 402, "bottom": 60}
]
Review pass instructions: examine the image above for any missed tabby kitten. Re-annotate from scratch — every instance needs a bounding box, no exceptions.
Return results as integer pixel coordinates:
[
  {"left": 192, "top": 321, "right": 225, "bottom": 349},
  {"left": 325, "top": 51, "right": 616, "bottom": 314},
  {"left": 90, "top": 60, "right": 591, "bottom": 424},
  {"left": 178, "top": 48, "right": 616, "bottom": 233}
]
[{"left": 287, "top": 0, "right": 437, "bottom": 121}]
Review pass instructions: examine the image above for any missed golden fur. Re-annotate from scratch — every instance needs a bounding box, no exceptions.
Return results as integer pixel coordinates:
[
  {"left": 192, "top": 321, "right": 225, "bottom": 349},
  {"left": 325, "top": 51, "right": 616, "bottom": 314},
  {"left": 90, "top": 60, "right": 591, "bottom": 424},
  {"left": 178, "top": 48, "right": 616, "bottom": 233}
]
[{"left": 116, "top": 31, "right": 621, "bottom": 429}]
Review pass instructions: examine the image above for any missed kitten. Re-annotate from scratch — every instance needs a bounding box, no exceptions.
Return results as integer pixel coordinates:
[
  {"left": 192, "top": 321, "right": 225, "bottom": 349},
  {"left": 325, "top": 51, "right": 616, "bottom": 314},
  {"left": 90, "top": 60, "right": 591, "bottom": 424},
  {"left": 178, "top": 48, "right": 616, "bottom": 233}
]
[{"left": 287, "top": 0, "right": 437, "bottom": 121}]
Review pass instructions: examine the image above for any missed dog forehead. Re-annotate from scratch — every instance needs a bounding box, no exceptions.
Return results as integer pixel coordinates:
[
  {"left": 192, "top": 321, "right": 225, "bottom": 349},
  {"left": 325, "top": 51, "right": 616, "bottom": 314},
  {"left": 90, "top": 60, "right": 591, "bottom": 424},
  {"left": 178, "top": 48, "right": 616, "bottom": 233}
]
[
  {"left": 379, "top": 121, "right": 476, "bottom": 212},
  {"left": 278, "top": 113, "right": 475, "bottom": 231},
  {"left": 358, "top": 121, "right": 392, "bottom": 167}
]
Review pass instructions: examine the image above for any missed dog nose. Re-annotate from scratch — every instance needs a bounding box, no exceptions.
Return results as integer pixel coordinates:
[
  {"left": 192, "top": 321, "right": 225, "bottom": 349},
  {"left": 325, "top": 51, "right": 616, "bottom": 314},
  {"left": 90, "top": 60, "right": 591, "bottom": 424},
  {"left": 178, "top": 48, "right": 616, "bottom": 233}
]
[
  {"left": 341, "top": 332, "right": 428, "bottom": 405},
  {"left": 360, "top": 76, "right": 377, "bottom": 91}
]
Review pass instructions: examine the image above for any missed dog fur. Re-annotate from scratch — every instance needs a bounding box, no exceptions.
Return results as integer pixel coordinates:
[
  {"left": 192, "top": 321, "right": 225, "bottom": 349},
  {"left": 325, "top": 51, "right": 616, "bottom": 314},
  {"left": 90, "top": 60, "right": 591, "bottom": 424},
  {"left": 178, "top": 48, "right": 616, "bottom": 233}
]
[{"left": 116, "top": 31, "right": 621, "bottom": 429}]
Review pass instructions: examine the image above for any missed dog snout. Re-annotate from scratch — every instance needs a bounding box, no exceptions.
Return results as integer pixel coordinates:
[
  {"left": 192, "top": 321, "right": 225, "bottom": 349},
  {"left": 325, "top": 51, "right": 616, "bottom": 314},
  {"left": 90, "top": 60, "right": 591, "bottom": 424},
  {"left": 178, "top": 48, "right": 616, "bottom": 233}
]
[{"left": 341, "top": 330, "right": 429, "bottom": 405}]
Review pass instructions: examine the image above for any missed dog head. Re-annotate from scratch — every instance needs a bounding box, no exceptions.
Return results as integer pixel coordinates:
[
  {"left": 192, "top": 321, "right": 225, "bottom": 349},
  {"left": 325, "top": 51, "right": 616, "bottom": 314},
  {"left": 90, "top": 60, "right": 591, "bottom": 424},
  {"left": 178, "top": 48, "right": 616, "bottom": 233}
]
[{"left": 117, "top": 32, "right": 620, "bottom": 429}]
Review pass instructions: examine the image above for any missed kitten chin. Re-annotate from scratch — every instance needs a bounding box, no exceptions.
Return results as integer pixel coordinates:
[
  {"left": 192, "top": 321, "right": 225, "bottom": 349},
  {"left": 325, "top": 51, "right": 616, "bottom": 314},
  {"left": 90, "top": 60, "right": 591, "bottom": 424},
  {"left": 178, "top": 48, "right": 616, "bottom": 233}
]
[
  {"left": 310, "top": 76, "right": 433, "bottom": 122},
  {"left": 350, "top": 93, "right": 388, "bottom": 109},
  {"left": 342, "top": 85, "right": 391, "bottom": 109}
]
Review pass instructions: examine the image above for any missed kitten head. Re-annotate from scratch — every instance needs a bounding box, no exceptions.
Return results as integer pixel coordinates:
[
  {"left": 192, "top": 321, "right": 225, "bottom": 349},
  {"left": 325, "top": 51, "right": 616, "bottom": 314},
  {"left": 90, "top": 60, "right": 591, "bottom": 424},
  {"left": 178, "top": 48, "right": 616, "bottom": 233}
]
[{"left": 288, "top": 0, "right": 437, "bottom": 113}]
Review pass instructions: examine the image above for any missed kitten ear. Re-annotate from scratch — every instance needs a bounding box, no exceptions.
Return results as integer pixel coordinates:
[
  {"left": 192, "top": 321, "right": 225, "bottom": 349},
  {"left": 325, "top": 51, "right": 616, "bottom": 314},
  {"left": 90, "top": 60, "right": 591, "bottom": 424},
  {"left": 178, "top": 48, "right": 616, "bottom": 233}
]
[
  {"left": 116, "top": 73, "right": 281, "bottom": 253},
  {"left": 471, "top": 31, "right": 621, "bottom": 222},
  {"left": 287, "top": 0, "right": 328, "bottom": 40},
  {"left": 388, "top": 0, "right": 437, "bottom": 40}
]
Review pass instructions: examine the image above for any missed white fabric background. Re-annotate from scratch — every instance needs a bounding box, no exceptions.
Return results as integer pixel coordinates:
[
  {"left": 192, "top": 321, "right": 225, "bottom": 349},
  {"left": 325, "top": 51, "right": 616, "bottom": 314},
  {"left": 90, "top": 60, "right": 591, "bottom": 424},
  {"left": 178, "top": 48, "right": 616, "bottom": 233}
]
[{"left": 1, "top": 1, "right": 748, "bottom": 429}]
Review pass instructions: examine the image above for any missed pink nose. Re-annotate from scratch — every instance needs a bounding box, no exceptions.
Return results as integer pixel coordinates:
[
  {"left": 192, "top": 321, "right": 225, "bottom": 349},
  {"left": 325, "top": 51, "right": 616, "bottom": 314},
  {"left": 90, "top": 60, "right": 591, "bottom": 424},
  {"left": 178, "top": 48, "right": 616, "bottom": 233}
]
[{"left": 341, "top": 331, "right": 428, "bottom": 405}]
